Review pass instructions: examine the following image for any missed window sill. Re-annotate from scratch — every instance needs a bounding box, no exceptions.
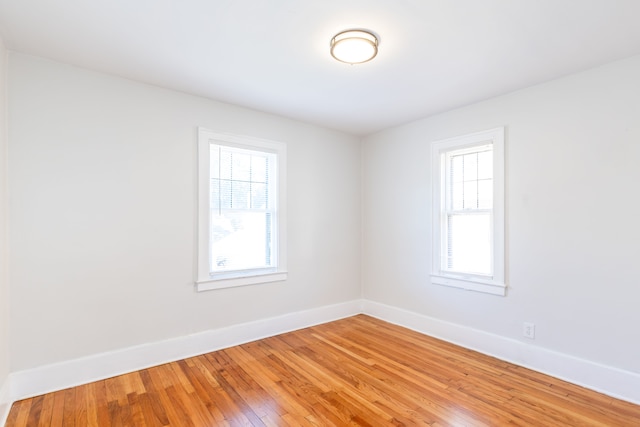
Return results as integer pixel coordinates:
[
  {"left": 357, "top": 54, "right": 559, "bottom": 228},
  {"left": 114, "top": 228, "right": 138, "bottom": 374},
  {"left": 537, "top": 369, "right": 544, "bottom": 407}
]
[
  {"left": 197, "top": 271, "right": 288, "bottom": 292},
  {"left": 431, "top": 274, "right": 506, "bottom": 296}
]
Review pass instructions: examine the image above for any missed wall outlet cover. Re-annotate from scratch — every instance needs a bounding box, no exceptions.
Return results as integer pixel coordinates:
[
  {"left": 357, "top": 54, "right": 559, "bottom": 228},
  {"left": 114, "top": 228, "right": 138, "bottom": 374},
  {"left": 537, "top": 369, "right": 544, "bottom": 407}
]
[{"left": 524, "top": 322, "right": 536, "bottom": 339}]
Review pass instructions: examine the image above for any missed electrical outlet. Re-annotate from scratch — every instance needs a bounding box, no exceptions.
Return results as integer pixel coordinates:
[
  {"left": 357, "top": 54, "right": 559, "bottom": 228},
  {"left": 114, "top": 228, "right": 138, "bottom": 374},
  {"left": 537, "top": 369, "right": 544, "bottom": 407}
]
[{"left": 523, "top": 322, "right": 535, "bottom": 339}]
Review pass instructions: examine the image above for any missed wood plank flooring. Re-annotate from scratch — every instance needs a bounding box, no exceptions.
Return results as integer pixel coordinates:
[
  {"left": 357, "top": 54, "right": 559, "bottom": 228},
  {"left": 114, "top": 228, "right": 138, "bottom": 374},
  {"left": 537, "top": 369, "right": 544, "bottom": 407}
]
[{"left": 6, "top": 315, "right": 640, "bottom": 426}]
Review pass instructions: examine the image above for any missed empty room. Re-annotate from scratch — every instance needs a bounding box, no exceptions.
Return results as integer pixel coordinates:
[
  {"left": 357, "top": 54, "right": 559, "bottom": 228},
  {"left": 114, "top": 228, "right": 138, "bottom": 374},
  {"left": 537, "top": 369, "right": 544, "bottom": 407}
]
[{"left": 1, "top": 1, "right": 640, "bottom": 426}]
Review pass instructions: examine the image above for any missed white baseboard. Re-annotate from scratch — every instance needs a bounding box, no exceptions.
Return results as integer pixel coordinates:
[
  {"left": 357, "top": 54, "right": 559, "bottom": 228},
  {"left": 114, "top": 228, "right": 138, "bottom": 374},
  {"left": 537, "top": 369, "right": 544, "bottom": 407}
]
[
  {"left": 0, "top": 378, "right": 10, "bottom": 427},
  {"left": 5, "top": 297, "right": 640, "bottom": 419},
  {"left": 362, "top": 299, "right": 640, "bottom": 405},
  {"left": 9, "top": 300, "right": 362, "bottom": 402}
]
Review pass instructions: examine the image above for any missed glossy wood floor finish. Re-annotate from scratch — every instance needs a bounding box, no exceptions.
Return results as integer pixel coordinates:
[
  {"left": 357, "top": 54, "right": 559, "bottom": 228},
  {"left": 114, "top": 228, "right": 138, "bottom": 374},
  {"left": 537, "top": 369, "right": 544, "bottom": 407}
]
[{"left": 6, "top": 315, "right": 640, "bottom": 426}]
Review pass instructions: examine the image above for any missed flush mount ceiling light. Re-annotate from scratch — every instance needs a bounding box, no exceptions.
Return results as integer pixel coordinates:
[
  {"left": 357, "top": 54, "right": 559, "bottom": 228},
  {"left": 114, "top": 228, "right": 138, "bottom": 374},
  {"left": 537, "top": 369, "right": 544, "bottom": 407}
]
[{"left": 330, "top": 30, "right": 378, "bottom": 64}]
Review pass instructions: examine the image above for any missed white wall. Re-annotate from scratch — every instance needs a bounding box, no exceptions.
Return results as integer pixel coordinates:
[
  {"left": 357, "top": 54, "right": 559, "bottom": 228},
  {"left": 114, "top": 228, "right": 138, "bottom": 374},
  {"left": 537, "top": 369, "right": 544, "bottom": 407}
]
[
  {"left": 362, "top": 55, "right": 640, "bottom": 374},
  {"left": 0, "top": 36, "right": 10, "bottom": 418},
  {"left": 7, "top": 53, "right": 361, "bottom": 371}
]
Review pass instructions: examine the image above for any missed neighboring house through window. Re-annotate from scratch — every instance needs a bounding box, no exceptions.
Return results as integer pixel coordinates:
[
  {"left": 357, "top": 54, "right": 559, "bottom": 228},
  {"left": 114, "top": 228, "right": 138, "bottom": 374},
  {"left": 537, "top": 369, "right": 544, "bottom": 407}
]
[
  {"left": 197, "top": 128, "right": 287, "bottom": 291},
  {"left": 431, "top": 127, "right": 505, "bottom": 296}
]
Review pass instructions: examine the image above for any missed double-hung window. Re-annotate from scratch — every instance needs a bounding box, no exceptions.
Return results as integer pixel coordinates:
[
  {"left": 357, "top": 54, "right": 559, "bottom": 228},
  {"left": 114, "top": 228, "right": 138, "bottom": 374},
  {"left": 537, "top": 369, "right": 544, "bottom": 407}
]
[
  {"left": 431, "top": 128, "right": 505, "bottom": 296},
  {"left": 197, "top": 128, "right": 287, "bottom": 291}
]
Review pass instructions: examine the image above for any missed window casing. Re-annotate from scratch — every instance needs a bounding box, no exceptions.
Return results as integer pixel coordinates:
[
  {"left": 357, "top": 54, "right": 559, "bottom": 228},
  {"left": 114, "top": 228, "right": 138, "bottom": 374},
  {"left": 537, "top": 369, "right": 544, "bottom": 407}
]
[
  {"left": 197, "top": 128, "right": 287, "bottom": 291},
  {"left": 431, "top": 128, "right": 505, "bottom": 296}
]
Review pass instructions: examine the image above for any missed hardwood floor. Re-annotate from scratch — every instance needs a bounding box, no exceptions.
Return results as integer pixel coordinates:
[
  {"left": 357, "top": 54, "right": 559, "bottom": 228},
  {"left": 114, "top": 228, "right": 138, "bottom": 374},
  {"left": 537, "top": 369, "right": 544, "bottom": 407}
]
[{"left": 6, "top": 315, "right": 640, "bottom": 426}]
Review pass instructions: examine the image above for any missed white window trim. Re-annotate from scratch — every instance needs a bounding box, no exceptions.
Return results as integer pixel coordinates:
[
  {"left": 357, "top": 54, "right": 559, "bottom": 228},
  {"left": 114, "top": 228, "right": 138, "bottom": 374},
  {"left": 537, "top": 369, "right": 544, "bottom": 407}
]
[
  {"left": 430, "top": 127, "right": 506, "bottom": 296},
  {"left": 197, "top": 128, "right": 287, "bottom": 292}
]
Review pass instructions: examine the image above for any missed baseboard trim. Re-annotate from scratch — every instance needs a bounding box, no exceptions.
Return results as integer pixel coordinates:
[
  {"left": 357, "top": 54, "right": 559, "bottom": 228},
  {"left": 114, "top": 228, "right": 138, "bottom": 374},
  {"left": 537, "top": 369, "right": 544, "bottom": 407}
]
[
  {"left": 9, "top": 300, "right": 362, "bottom": 402},
  {"left": 362, "top": 299, "right": 640, "bottom": 405},
  {"left": 0, "top": 378, "right": 10, "bottom": 427},
  {"left": 6, "top": 298, "right": 640, "bottom": 414}
]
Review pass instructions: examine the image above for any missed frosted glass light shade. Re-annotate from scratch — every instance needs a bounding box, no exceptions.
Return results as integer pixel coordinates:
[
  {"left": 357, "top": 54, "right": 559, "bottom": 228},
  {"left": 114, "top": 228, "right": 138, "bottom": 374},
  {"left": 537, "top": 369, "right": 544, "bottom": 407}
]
[{"left": 330, "top": 30, "right": 378, "bottom": 64}]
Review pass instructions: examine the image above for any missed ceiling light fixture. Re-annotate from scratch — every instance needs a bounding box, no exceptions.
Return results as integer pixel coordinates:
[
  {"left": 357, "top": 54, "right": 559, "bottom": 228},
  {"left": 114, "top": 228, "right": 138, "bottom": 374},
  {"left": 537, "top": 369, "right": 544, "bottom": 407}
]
[{"left": 330, "top": 30, "right": 378, "bottom": 64}]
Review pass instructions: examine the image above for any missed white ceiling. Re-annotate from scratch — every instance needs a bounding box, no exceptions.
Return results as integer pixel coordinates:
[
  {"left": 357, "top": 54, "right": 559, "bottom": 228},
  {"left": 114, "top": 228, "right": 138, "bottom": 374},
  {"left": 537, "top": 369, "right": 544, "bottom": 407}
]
[{"left": 1, "top": 1, "right": 640, "bottom": 136}]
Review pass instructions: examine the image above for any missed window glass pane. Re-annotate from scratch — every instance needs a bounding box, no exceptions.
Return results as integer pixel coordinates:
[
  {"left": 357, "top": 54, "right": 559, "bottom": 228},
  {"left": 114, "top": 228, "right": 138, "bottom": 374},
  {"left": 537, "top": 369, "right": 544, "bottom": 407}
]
[
  {"left": 219, "top": 179, "right": 232, "bottom": 209},
  {"left": 252, "top": 156, "right": 267, "bottom": 183},
  {"left": 232, "top": 181, "right": 250, "bottom": 209},
  {"left": 232, "top": 152, "right": 251, "bottom": 181},
  {"left": 252, "top": 182, "right": 268, "bottom": 209},
  {"left": 219, "top": 149, "right": 232, "bottom": 179},
  {"left": 446, "top": 213, "right": 491, "bottom": 275},
  {"left": 450, "top": 155, "right": 463, "bottom": 183},
  {"left": 478, "top": 179, "right": 493, "bottom": 209},
  {"left": 212, "top": 148, "right": 276, "bottom": 211},
  {"left": 210, "top": 146, "right": 220, "bottom": 178},
  {"left": 447, "top": 147, "right": 493, "bottom": 212},
  {"left": 451, "top": 182, "right": 463, "bottom": 210},
  {"left": 210, "top": 211, "right": 272, "bottom": 272},
  {"left": 208, "top": 145, "right": 277, "bottom": 275},
  {"left": 211, "top": 178, "right": 220, "bottom": 210},
  {"left": 463, "top": 181, "right": 478, "bottom": 209},
  {"left": 462, "top": 153, "right": 477, "bottom": 182},
  {"left": 477, "top": 150, "right": 492, "bottom": 180}
]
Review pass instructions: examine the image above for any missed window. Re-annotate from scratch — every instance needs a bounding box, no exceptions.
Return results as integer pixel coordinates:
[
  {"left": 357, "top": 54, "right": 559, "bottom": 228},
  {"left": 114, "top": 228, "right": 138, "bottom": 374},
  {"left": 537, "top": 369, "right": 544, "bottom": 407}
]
[
  {"left": 197, "top": 128, "right": 287, "bottom": 291},
  {"left": 431, "top": 128, "right": 505, "bottom": 296}
]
